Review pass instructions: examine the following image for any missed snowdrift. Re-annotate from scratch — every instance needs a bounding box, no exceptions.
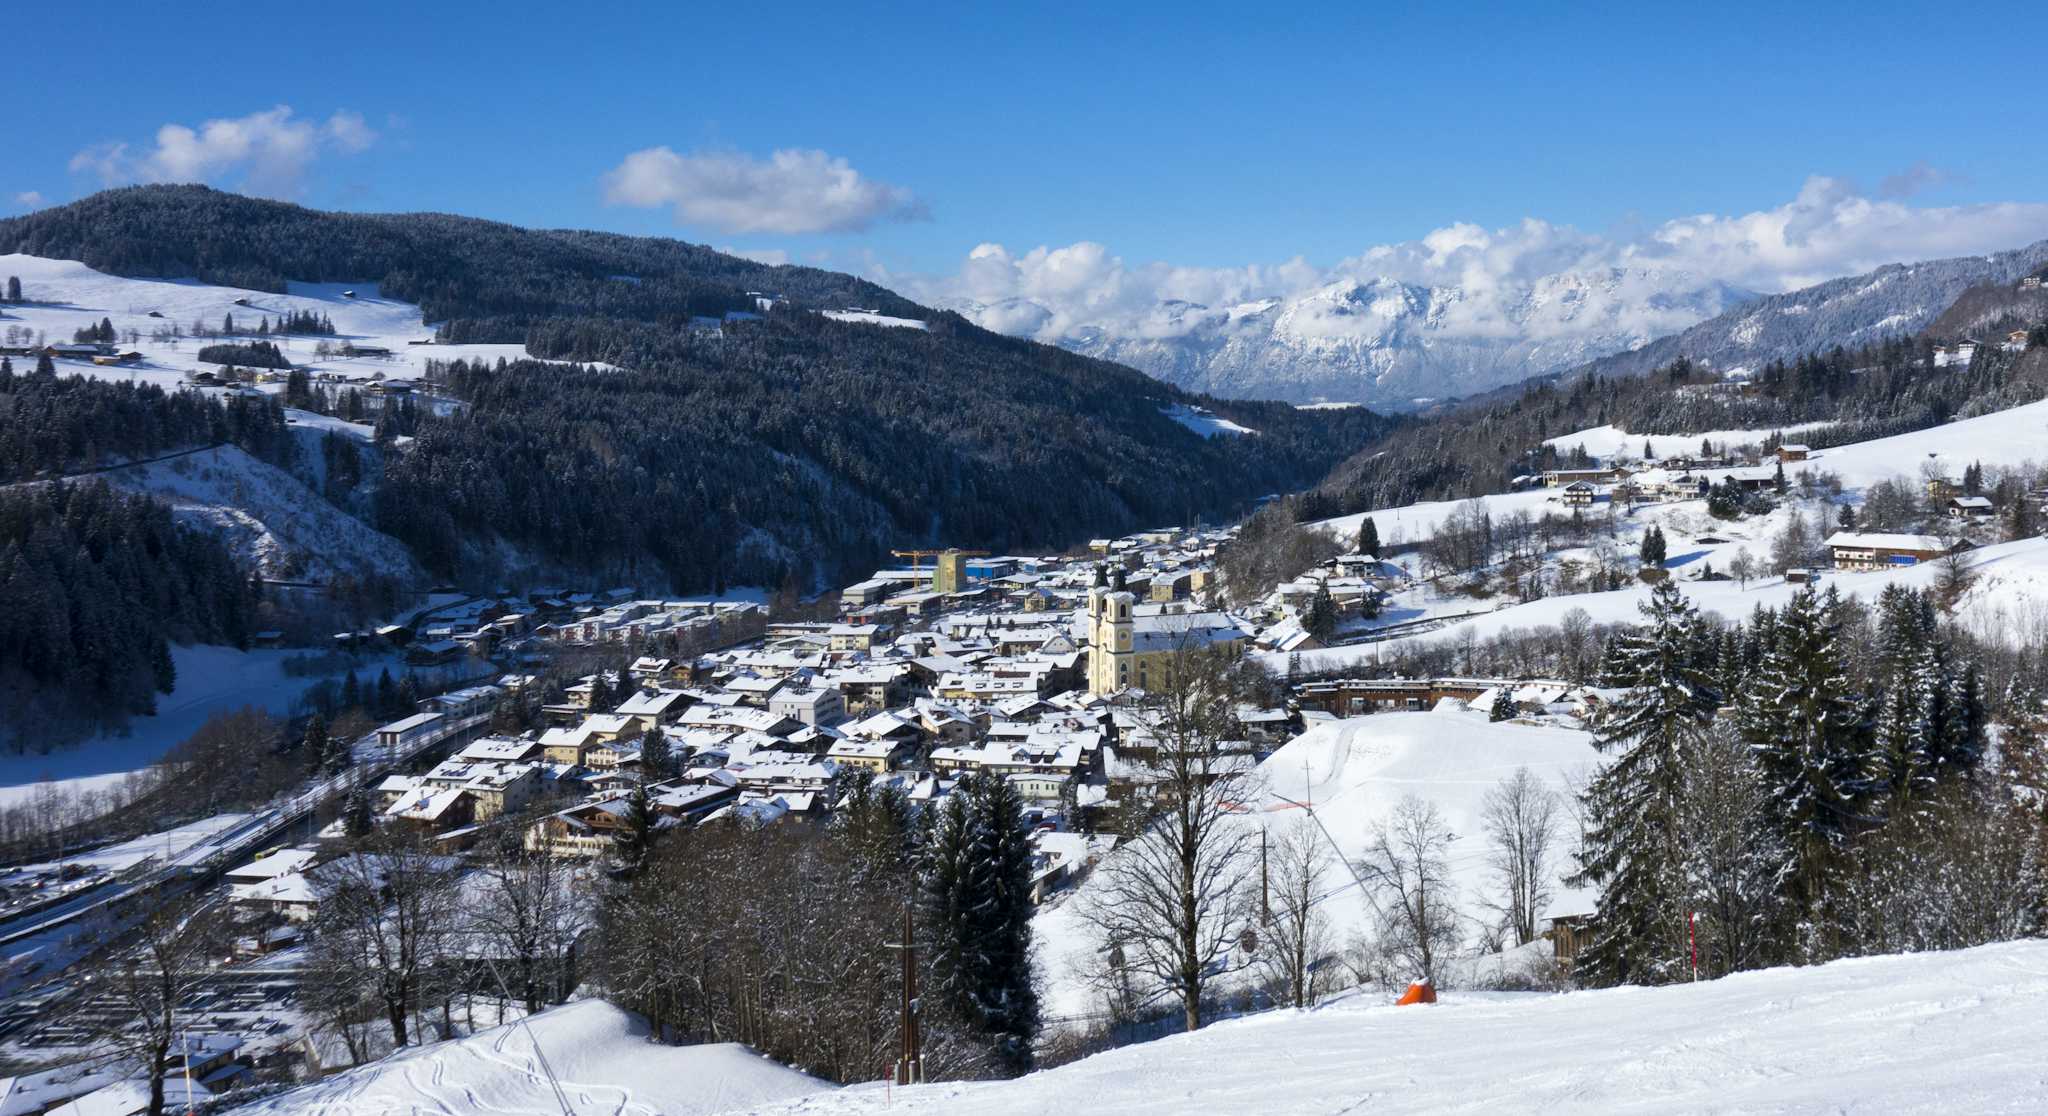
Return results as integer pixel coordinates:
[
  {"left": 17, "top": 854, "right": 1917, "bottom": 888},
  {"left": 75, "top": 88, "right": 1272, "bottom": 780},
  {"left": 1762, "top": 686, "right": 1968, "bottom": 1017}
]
[
  {"left": 748, "top": 940, "right": 2048, "bottom": 1114},
  {"left": 239, "top": 1000, "right": 827, "bottom": 1115}
]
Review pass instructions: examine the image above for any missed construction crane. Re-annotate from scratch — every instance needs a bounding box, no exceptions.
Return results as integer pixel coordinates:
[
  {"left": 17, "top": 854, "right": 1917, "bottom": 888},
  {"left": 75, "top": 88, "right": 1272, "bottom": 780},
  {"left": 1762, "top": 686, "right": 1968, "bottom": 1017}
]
[{"left": 890, "top": 548, "right": 990, "bottom": 593}]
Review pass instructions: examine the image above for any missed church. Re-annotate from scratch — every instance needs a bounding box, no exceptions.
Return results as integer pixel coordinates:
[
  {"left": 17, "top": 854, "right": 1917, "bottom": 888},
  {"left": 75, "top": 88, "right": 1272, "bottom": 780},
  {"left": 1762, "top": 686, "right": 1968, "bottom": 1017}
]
[{"left": 1082, "top": 565, "right": 1248, "bottom": 695}]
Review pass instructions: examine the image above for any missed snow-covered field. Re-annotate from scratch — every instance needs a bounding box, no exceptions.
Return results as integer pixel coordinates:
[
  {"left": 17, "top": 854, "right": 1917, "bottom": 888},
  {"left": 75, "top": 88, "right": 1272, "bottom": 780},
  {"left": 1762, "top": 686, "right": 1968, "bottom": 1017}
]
[
  {"left": 1279, "top": 536, "right": 2048, "bottom": 675},
  {"left": 1544, "top": 420, "right": 1838, "bottom": 461},
  {"left": 1033, "top": 706, "right": 1600, "bottom": 1022},
  {"left": 750, "top": 940, "right": 2048, "bottom": 1115},
  {"left": 1162, "top": 403, "right": 1257, "bottom": 438},
  {"left": 240, "top": 999, "right": 829, "bottom": 1116},
  {"left": 820, "top": 310, "right": 928, "bottom": 330},
  {"left": 0, "top": 645, "right": 396, "bottom": 808},
  {"left": 1322, "top": 396, "right": 2048, "bottom": 551},
  {"left": 0, "top": 253, "right": 606, "bottom": 392}
]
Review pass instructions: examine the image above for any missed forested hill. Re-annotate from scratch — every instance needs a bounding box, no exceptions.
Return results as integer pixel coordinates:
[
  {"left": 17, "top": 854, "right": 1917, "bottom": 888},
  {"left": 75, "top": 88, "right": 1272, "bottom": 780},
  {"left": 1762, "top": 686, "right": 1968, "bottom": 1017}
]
[
  {"left": 2, "top": 187, "right": 1393, "bottom": 591},
  {"left": 0, "top": 184, "right": 920, "bottom": 339}
]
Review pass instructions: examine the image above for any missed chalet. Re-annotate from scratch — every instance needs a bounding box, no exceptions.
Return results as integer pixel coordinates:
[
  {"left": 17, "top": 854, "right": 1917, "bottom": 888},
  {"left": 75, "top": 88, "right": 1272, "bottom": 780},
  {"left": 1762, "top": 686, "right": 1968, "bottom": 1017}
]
[
  {"left": 1948, "top": 495, "right": 1996, "bottom": 520},
  {"left": 1560, "top": 480, "right": 1597, "bottom": 508},
  {"left": 2005, "top": 329, "right": 2031, "bottom": 354},
  {"left": 1777, "top": 444, "right": 1811, "bottom": 463},
  {"left": 1541, "top": 467, "right": 1623, "bottom": 488},
  {"left": 1295, "top": 677, "right": 1521, "bottom": 717},
  {"left": 2024, "top": 276, "right": 2043, "bottom": 290},
  {"left": 1824, "top": 531, "right": 1960, "bottom": 571},
  {"left": 1925, "top": 477, "right": 1962, "bottom": 502}
]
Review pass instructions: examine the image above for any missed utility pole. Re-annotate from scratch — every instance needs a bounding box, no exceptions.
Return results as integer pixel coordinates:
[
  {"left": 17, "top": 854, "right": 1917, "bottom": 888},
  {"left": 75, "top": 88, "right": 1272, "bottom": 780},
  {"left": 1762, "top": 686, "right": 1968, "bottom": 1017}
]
[{"left": 884, "top": 903, "right": 924, "bottom": 1085}]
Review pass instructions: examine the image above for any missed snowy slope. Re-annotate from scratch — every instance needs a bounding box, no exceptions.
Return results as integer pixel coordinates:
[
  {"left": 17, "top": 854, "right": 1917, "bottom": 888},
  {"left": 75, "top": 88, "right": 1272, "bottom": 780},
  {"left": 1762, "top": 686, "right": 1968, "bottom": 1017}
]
[
  {"left": 106, "top": 443, "right": 420, "bottom": 583},
  {"left": 1033, "top": 707, "right": 1600, "bottom": 1021},
  {"left": 749, "top": 941, "right": 2048, "bottom": 1115},
  {"left": 1281, "top": 536, "right": 2048, "bottom": 676},
  {"left": 239, "top": 1000, "right": 828, "bottom": 1116},
  {"left": 0, "top": 253, "right": 609, "bottom": 389},
  {"left": 1315, "top": 395, "right": 2048, "bottom": 579},
  {"left": 1543, "top": 420, "right": 1839, "bottom": 461}
]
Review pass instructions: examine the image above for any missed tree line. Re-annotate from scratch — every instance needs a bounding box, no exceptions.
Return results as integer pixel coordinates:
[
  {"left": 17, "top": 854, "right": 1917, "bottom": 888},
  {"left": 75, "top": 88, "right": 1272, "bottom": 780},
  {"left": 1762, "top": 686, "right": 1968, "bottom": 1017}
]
[
  {"left": 0, "top": 364, "right": 296, "bottom": 481},
  {"left": 1573, "top": 580, "right": 2041, "bottom": 985},
  {"left": 0, "top": 480, "right": 256, "bottom": 749},
  {"left": 600, "top": 768, "right": 1040, "bottom": 1083}
]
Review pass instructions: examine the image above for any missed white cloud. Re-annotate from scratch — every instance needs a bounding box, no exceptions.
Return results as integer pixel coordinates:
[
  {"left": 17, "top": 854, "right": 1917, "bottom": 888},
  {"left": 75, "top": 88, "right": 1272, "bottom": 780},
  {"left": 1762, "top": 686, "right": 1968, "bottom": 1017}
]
[
  {"left": 11, "top": 191, "right": 43, "bottom": 209},
  {"left": 68, "top": 106, "right": 377, "bottom": 196},
  {"left": 602, "top": 146, "right": 926, "bottom": 235},
  {"left": 904, "top": 176, "right": 2048, "bottom": 344}
]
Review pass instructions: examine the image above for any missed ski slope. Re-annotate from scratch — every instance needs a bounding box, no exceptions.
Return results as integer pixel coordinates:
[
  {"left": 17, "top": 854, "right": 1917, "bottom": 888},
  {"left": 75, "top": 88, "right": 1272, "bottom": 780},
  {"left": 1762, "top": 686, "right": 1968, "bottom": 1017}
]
[
  {"left": 1033, "top": 707, "right": 1601, "bottom": 1021},
  {"left": 240, "top": 1000, "right": 828, "bottom": 1116},
  {"left": 751, "top": 940, "right": 2048, "bottom": 1115}
]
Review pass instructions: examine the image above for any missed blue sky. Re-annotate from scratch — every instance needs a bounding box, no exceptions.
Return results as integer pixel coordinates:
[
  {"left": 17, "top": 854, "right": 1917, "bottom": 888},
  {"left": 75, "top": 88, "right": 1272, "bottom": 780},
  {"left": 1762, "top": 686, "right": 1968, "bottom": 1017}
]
[{"left": 10, "top": 0, "right": 2048, "bottom": 306}]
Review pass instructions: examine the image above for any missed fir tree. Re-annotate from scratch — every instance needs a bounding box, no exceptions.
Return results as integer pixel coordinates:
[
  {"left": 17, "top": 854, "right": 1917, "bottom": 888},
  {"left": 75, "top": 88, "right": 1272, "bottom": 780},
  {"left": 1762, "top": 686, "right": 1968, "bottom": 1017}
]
[
  {"left": 1303, "top": 582, "right": 1338, "bottom": 644},
  {"left": 1734, "top": 586, "right": 1874, "bottom": 959},
  {"left": 344, "top": 783, "right": 374, "bottom": 839},
  {"left": 341, "top": 668, "right": 361, "bottom": 711},
  {"left": 1357, "top": 516, "right": 1380, "bottom": 557},
  {"left": 304, "top": 713, "right": 330, "bottom": 774},
  {"left": 1570, "top": 581, "right": 1720, "bottom": 986},
  {"left": 612, "top": 782, "right": 658, "bottom": 873},
  {"left": 4, "top": 276, "right": 19, "bottom": 302},
  {"left": 1638, "top": 526, "right": 1667, "bottom": 568},
  {"left": 639, "top": 725, "right": 672, "bottom": 782},
  {"left": 923, "top": 775, "right": 1041, "bottom": 1074}
]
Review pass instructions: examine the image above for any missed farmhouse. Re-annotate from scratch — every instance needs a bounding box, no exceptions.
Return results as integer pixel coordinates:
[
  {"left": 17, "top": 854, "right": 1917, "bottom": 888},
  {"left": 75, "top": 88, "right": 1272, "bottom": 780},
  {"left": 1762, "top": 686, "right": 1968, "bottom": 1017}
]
[{"left": 1824, "top": 531, "right": 1960, "bottom": 571}]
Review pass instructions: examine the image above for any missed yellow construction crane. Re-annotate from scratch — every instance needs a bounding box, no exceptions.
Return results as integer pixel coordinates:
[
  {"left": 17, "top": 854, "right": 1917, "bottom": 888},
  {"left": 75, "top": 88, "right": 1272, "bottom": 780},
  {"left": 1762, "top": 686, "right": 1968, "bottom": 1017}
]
[{"left": 890, "top": 548, "right": 990, "bottom": 593}]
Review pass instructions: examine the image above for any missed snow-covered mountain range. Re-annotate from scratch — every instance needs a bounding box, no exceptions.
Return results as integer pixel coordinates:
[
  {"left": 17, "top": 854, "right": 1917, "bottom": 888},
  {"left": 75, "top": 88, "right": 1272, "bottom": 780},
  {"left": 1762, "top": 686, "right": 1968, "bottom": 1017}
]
[
  {"left": 939, "top": 241, "right": 2048, "bottom": 410},
  {"left": 944, "top": 267, "right": 1751, "bottom": 409}
]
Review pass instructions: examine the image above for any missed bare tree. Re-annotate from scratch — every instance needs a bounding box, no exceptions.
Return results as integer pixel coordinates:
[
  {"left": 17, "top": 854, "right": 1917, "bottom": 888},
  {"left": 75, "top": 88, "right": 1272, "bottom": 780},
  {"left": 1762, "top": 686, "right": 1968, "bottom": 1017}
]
[
  {"left": 1933, "top": 547, "right": 1978, "bottom": 612},
  {"left": 1356, "top": 795, "right": 1462, "bottom": 987},
  {"left": 1080, "top": 645, "right": 1261, "bottom": 1031},
  {"left": 1480, "top": 768, "right": 1560, "bottom": 946},
  {"left": 310, "top": 831, "right": 462, "bottom": 1047},
  {"left": 1729, "top": 548, "right": 1754, "bottom": 590},
  {"left": 472, "top": 837, "right": 589, "bottom": 1016},
  {"left": 1256, "top": 820, "right": 1338, "bottom": 1009},
  {"left": 91, "top": 887, "right": 223, "bottom": 1116}
]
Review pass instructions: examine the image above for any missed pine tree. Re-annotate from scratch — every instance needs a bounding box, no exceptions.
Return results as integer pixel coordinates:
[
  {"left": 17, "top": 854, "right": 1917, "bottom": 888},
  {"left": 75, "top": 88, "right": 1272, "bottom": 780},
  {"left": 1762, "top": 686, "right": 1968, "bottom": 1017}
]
[
  {"left": 1837, "top": 504, "right": 1857, "bottom": 530},
  {"left": 923, "top": 775, "right": 1040, "bottom": 1074},
  {"left": 4, "top": 276, "right": 19, "bottom": 302},
  {"left": 1734, "top": 586, "right": 1873, "bottom": 959},
  {"left": 341, "top": 668, "right": 361, "bottom": 711},
  {"left": 1357, "top": 516, "right": 1380, "bottom": 557},
  {"left": 612, "top": 782, "right": 657, "bottom": 872},
  {"left": 639, "top": 725, "right": 672, "bottom": 782},
  {"left": 1303, "top": 582, "right": 1337, "bottom": 644},
  {"left": 304, "top": 713, "right": 330, "bottom": 774},
  {"left": 1638, "top": 526, "right": 1667, "bottom": 568},
  {"left": 344, "top": 783, "right": 374, "bottom": 839},
  {"left": 1570, "top": 581, "right": 1720, "bottom": 986}
]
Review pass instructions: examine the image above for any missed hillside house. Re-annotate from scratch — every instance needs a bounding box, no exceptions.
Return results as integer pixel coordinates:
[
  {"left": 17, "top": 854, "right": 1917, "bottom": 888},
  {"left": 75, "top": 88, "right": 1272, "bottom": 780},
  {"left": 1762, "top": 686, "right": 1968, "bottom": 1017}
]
[
  {"left": 1947, "top": 495, "right": 1995, "bottom": 520},
  {"left": 1777, "top": 444, "right": 1811, "bottom": 462},
  {"left": 1560, "top": 481, "right": 1597, "bottom": 508},
  {"left": 1825, "top": 531, "right": 1960, "bottom": 571}
]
